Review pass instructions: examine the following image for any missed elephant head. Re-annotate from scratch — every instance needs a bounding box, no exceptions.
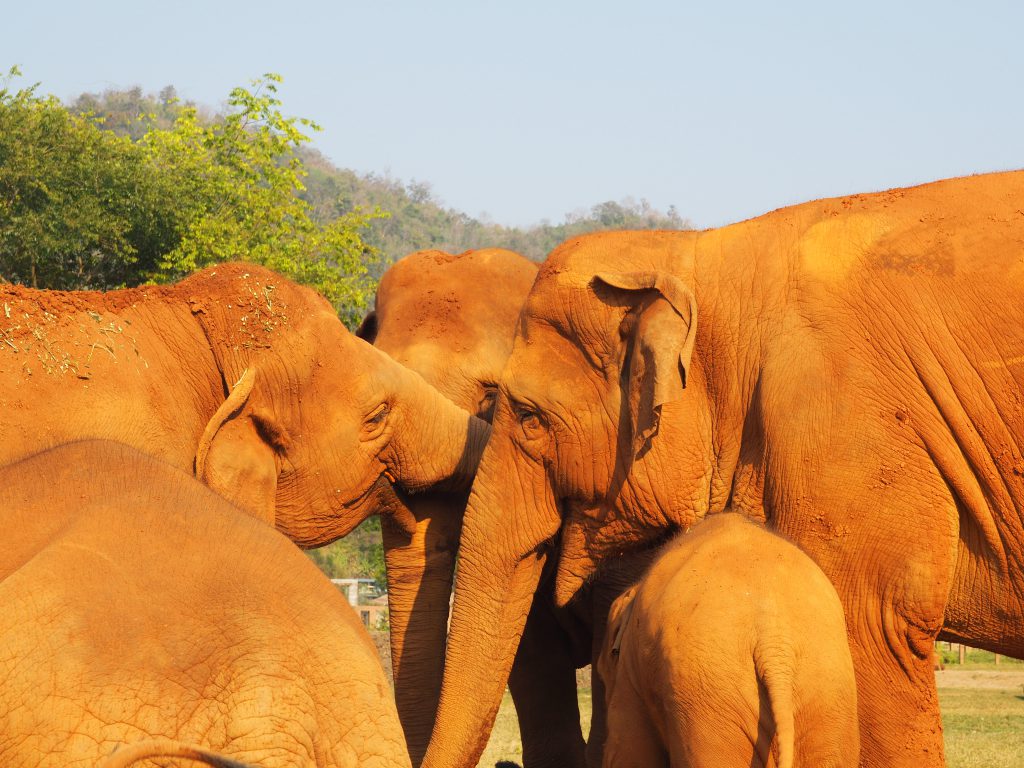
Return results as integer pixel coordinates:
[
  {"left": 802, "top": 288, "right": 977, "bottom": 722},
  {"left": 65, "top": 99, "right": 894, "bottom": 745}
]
[
  {"left": 176, "top": 263, "right": 490, "bottom": 546},
  {"left": 422, "top": 231, "right": 722, "bottom": 768},
  {"left": 357, "top": 248, "right": 537, "bottom": 765}
]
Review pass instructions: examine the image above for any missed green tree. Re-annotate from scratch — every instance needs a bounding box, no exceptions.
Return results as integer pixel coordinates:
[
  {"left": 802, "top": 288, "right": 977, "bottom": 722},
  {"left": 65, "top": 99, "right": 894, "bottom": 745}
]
[
  {"left": 0, "top": 68, "right": 381, "bottom": 325},
  {"left": 305, "top": 517, "right": 388, "bottom": 587},
  {"left": 0, "top": 67, "right": 151, "bottom": 289},
  {"left": 142, "top": 74, "right": 382, "bottom": 325}
]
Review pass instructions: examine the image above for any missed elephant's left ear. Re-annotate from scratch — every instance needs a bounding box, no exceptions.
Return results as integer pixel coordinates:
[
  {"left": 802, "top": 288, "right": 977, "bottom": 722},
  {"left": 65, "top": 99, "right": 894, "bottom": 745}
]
[
  {"left": 592, "top": 271, "right": 698, "bottom": 459},
  {"left": 195, "top": 367, "right": 288, "bottom": 524},
  {"left": 355, "top": 310, "right": 378, "bottom": 343}
]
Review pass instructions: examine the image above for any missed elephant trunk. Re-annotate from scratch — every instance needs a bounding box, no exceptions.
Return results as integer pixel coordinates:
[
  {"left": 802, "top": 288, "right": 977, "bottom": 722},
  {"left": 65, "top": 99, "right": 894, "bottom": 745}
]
[
  {"left": 392, "top": 370, "right": 490, "bottom": 494},
  {"left": 421, "top": 434, "right": 560, "bottom": 768},
  {"left": 382, "top": 492, "right": 464, "bottom": 767}
]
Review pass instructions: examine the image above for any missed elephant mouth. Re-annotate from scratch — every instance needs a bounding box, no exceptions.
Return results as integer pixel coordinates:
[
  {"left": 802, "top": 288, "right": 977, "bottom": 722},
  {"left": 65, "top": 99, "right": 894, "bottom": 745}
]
[
  {"left": 383, "top": 479, "right": 418, "bottom": 536},
  {"left": 337, "top": 472, "right": 405, "bottom": 524}
]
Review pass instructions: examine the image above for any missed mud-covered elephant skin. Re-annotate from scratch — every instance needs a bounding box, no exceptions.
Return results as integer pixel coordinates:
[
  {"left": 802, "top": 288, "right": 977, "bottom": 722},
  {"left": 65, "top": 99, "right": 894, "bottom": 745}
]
[
  {"left": 598, "top": 514, "right": 859, "bottom": 768},
  {"left": 425, "top": 171, "right": 1024, "bottom": 768},
  {"left": 0, "top": 263, "right": 488, "bottom": 628},
  {"left": 0, "top": 440, "right": 411, "bottom": 768}
]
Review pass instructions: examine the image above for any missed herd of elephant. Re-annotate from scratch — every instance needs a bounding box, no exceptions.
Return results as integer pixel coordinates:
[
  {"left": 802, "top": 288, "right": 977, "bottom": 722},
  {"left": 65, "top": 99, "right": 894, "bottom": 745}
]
[{"left": 2, "top": 170, "right": 1023, "bottom": 767}]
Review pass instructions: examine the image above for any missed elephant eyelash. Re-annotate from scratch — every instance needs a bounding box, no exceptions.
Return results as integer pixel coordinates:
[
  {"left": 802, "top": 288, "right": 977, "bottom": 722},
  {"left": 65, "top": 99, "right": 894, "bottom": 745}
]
[
  {"left": 366, "top": 403, "right": 389, "bottom": 425},
  {"left": 477, "top": 387, "right": 499, "bottom": 421},
  {"left": 511, "top": 401, "right": 545, "bottom": 431}
]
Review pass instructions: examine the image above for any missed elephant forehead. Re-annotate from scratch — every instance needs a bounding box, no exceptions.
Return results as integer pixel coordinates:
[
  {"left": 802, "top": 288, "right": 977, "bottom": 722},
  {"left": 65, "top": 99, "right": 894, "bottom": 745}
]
[
  {"left": 504, "top": 323, "right": 603, "bottom": 405},
  {"left": 380, "top": 249, "right": 534, "bottom": 323},
  {"left": 376, "top": 288, "right": 495, "bottom": 350},
  {"left": 518, "top": 284, "right": 619, "bottom": 371}
]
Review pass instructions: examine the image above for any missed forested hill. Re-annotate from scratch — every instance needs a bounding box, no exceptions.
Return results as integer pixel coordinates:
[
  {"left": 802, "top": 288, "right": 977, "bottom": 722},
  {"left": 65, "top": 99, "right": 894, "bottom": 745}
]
[{"left": 71, "top": 85, "right": 691, "bottom": 269}]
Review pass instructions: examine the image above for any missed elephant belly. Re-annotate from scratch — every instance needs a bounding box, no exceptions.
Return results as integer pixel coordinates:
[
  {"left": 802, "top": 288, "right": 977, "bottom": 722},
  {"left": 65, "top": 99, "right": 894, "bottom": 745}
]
[{"left": 941, "top": 535, "right": 1024, "bottom": 659}]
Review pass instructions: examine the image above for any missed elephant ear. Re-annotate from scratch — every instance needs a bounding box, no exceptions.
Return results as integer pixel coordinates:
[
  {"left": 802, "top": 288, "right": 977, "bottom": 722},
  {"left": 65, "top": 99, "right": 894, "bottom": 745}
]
[
  {"left": 195, "top": 367, "right": 289, "bottom": 524},
  {"left": 593, "top": 271, "right": 698, "bottom": 459},
  {"left": 355, "top": 310, "right": 378, "bottom": 343},
  {"left": 609, "top": 584, "right": 639, "bottom": 658}
]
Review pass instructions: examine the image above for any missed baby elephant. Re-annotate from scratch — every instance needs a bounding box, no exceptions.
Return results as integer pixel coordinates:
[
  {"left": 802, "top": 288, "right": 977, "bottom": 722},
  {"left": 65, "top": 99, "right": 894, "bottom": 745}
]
[{"left": 598, "top": 513, "right": 859, "bottom": 768}]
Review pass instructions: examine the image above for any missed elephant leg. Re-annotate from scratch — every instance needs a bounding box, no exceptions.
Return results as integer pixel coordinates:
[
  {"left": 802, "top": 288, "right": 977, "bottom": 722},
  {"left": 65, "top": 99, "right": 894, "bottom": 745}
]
[
  {"left": 382, "top": 496, "right": 463, "bottom": 767},
  {"left": 586, "top": 553, "right": 652, "bottom": 768},
  {"left": 509, "top": 592, "right": 588, "bottom": 768},
  {"left": 586, "top": 669, "right": 608, "bottom": 768},
  {"left": 838, "top": 568, "right": 947, "bottom": 768},
  {"left": 847, "top": 624, "right": 944, "bottom": 766},
  {"left": 602, "top": 677, "right": 667, "bottom": 768}
]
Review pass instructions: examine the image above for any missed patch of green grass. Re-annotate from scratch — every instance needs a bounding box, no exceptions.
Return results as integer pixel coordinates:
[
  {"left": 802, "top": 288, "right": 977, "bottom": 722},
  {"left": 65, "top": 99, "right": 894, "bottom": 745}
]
[
  {"left": 940, "top": 687, "right": 1024, "bottom": 768},
  {"left": 475, "top": 685, "right": 1024, "bottom": 768}
]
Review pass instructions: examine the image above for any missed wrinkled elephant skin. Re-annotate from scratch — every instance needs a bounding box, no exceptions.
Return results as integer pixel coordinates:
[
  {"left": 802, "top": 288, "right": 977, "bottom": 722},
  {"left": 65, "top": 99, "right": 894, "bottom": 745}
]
[
  {"left": 0, "top": 441, "right": 411, "bottom": 768},
  {"left": 0, "top": 263, "right": 489, "bottom": 641},
  {"left": 426, "top": 171, "right": 1024, "bottom": 768},
  {"left": 598, "top": 514, "right": 859, "bottom": 768}
]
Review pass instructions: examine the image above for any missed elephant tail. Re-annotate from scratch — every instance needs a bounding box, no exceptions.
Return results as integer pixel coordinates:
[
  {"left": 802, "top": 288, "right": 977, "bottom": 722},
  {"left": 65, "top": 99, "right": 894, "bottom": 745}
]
[
  {"left": 97, "top": 739, "right": 255, "bottom": 768},
  {"left": 753, "top": 642, "right": 795, "bottom": 768}
]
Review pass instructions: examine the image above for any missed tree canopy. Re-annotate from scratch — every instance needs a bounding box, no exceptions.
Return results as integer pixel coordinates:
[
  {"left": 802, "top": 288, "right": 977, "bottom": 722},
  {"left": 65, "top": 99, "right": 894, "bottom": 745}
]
[{"left": 0, "top": 68, "right": 380, "bottom": 325}]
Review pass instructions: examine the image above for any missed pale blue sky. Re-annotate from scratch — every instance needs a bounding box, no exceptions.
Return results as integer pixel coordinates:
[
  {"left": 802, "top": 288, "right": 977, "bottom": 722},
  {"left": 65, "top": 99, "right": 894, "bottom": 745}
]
[{"left": 4, "top": 0, "right": 1022, "bottom": 228}]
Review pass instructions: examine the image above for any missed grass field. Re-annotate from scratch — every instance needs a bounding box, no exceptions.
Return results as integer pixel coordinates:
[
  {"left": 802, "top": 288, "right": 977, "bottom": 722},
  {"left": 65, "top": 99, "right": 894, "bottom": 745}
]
[
  {"left": 476, "top": 671, "right": 1024, "bottom": 768},
  {"left": 940, "top": 683, "right": 1024, "bottom": 767}
]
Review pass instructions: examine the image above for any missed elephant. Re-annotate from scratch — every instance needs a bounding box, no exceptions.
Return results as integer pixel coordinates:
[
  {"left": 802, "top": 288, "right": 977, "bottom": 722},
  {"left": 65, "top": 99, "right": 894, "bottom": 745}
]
[
  {"left": 362, "top": 247, "right": 652, "bottom": 768},
  {"left": 358, "top": 247, "right": 582, "bottom": 766},
  {"left": 597, "top": 513, "right": 859, "bottom": 768},
  {"left": 0, "top": 440, "right": 411, "bottom": 768},
  {"left": 0, "top": 262, "right": 488, "bottom": 662},
  {"left": 423, "top": 170, "right": 1024, "bottom": 768}
]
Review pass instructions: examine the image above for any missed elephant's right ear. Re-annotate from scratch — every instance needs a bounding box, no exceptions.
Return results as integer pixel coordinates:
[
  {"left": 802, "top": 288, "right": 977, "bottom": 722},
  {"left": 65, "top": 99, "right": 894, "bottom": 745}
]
[
  {"left": 355, "top": 310, "right": 378, "bottom": 343},
  {"left": 195, "top": 367, "right": 284, "bottom": 524},
  {"left": 609, "top": 584, "right": 639, "bottom": 658},
  {"left": 592, "top": 271, "right": 698, "bottom": 459}
]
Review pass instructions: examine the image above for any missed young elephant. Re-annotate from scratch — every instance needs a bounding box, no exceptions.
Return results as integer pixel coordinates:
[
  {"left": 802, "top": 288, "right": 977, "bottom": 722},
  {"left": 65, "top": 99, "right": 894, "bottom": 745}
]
[
  {"left": 598, "top": 514, "right": 859, "bottom": 768},
  {"left": 0, "top": 441, "right": 411, "bottom": 768}
]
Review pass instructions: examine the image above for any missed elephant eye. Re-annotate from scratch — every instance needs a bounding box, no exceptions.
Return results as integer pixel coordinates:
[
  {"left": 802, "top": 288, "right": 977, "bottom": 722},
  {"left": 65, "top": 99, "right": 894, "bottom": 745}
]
[
  {"left": 366, "top": 403, "right": 389, "bottom": 425},
  {"left": 361, "top": 403, "right": 390, "bottom": 440},
  {"left": 477, "top": 386, "right": 499, "bottom": 422},
  {"left": 516, "top": 405, "right": 545, "bottom": 438}
]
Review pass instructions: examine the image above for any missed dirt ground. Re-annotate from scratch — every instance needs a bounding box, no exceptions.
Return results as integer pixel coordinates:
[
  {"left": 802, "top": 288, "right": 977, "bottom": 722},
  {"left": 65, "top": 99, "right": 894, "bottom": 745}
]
[{"left": 936, "top": 669, "right": 1024, "bottom": 689}]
